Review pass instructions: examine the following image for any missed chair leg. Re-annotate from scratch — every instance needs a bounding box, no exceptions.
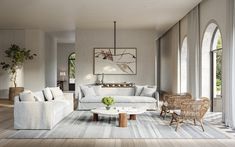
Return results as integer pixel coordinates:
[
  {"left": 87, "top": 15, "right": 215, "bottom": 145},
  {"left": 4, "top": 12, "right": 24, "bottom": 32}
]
[
  {"left": 164, "top": 112, "right": 167, "bottom": 119},
  {"left": 175, "top": 120, "right": 179, "bottom": 131},
  {"left": 193, "top": 119, "right": 196, "bottom": 126},
  {"left": 200, "top": 119, "right": 205, "bottom": 132},
  {"left": 170, "top": 113, "right": 177, "bottom": 125},
  {"left": 160, "top": 110, "right": 163, "bottom": 117},
  {"left": 170, "top": 116, "right": 174, "bottom": 125}
]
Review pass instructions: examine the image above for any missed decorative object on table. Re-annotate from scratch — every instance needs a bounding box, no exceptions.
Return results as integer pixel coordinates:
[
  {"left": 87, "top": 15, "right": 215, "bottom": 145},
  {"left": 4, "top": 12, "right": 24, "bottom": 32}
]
[
  {"left": 94, "top": 21, "right": 137, "bottom": 75},
  {"left": 95, "top": 73, "right": 104, "bottom": 85},
  {"left": 0, "top": 44, "right": 37, "bottom": 101},
  {"left": 101, "top": 96, "right": 115, "bottom": 110}
]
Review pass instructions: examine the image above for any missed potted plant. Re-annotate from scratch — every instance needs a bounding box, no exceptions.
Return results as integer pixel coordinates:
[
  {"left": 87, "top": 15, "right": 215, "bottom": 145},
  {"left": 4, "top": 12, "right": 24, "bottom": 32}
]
[
  {"left": 102, "top": 96, "right": 115, "bottom": 110},
  {"left": 0, "top": 44, "right": 37, "bottom": 101}
]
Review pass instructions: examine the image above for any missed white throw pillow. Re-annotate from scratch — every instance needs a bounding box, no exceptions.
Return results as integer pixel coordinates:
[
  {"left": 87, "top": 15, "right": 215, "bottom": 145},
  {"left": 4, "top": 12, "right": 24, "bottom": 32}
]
[
  {"left": 43, "top": 88, "right": 53, "bottom": 101},
  {"left": 50, "top": 87, "right": 64, "bottom": 100},
  {"left": 19, "top": 91, "right": 35, "bottom": 101},
  {"left": 140, "top": 87, "right": 156, "bottom": 97},
  {"left": 93, "top": 85, "right": 102, "bottom": 96},
  {"left": 135, "top": 85, "right": 144, "bottom": 96},
  {"left": 81, "top": 86, "right": 96, "bottom": 97},
  {"left": 80, "top": 85, "right": 88, "bottom": 97},
  {"left": 33, "top": 91, "right": 45, "bottom": 101}
]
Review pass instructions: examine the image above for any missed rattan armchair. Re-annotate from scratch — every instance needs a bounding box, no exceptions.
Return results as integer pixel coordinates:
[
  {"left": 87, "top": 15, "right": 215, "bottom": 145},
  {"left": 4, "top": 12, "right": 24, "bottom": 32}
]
[
  {"left": 170, "top": 97, "right": 210, "bottom": 131},
  {"left": 160, "top": 93, "right": 192, "bottom": 119}
]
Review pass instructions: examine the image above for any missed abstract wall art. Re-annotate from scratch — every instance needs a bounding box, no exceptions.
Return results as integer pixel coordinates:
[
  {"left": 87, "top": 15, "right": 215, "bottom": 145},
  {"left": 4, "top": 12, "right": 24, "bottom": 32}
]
[{"left": 93, "top": 48, "right": 137, "bottom": 75}]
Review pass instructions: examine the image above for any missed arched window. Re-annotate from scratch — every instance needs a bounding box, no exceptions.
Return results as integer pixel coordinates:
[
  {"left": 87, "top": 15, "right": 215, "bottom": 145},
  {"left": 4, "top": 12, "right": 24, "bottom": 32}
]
[
  {"left": 180, "top": 37, "right": 188, "bottom": 93},
  {"left": 201, "top": 22, "right": 222, "bottom": 112},
  {"left": 68, "top": 53, "right": 75, "bottom": 90},
  {"left": 212, "top": 28, "right": 222, "bottom": 98}
]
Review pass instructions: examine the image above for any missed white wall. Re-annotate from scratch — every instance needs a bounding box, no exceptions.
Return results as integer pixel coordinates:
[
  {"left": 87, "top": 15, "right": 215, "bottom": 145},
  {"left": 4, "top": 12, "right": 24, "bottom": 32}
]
[
  {"left": 57, "top": 43, "right": 75, "bottom": 91},
  {"left": 24, "top": 30, "right": 46, "bottom": 91},
  {"left": 45, "top": 34, "right": 57, "bottom": 87},
  {"left": 0, "top": 30, "right": 25, "bottom": 99},
  {"left": 75, "top": 28, "right": 156, "bottom": 94}
]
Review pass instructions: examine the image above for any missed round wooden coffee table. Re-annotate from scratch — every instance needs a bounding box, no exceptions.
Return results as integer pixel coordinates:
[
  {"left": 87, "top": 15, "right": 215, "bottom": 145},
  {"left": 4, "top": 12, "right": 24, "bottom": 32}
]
[{"left": 91, "top": 107, "right": 146, "bottom": 127}]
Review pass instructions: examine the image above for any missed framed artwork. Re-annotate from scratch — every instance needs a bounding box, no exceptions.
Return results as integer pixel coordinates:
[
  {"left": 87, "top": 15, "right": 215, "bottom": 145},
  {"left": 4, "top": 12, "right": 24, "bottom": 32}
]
[{"left": 93, "top": 48, "right": 137, "bottom": 75}]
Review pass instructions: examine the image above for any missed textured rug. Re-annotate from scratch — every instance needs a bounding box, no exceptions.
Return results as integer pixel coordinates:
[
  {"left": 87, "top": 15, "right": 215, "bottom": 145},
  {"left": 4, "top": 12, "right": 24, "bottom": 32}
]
[{"left": 8, "top": 111, "right": 231, "bottom": 139}]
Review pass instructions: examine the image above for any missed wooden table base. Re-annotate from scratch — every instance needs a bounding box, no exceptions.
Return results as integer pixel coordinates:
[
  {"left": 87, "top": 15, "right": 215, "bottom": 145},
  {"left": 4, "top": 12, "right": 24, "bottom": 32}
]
[
  {"left": 119, "top": 113, "right": 127, "bottom": 127},
  {"left": 129, "top": 114, "right": 136, "bottom": 120},
  {"left": 93, "top": 113, "right": 99, "bottom": 121},
  {"left": 92, "top": 113, "right": 136, "bottom": 127}
]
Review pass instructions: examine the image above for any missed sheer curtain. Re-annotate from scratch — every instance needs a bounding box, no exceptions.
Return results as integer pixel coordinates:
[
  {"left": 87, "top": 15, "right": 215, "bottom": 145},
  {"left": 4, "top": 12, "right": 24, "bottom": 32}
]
[
  {"left": 187, "top": 6, "right": 200, "bottom": 99},
  {"left": 223, "top": 0, "right": 235, "bottom": 128}
]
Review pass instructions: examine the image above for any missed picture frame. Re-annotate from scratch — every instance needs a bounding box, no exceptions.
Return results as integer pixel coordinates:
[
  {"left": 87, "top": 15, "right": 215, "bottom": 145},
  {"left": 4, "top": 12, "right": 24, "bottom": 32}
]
[{"left": 93, "top": 48, "right": 137, "bottom": 75}]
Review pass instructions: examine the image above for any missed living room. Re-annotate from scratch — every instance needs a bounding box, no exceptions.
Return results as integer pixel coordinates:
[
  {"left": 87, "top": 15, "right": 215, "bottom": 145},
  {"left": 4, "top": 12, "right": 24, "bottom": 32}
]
[{"left": 1, "top": 0, "right": 235, "bottom": 146}]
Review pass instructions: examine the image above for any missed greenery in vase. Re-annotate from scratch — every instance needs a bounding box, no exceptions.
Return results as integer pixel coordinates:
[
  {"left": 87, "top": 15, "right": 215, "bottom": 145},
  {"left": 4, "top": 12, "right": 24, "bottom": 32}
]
[
  {"left": 102, "top": 96, "right": 115, "bottom": 107},
  {"left": 0, "top": 44, "right": 37, "bottom": 87}
]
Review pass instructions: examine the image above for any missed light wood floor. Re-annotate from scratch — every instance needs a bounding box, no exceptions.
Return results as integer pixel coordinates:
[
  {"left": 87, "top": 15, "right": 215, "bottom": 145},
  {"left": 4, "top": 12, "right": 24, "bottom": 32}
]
[{"left": 0, "top": 100, "right": 235, "bottom": 147}]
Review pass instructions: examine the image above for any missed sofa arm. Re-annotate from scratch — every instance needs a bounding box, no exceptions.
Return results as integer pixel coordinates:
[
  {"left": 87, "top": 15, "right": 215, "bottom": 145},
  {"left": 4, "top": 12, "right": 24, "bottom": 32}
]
[
  {"left": 63, "top": 92, "right": 74, "bottom": 109},
  {"left": 63, "top": 92, "right": 74, "bottom": 101},
  {"left": 14, "top": 101, "right": 53, "bottom": 129},
  {"left": 14, "top": 95, "right": 20, "bottom": 103},
  {"left": 154, "top": 91, "right": 160, "bottom": 108},
  {"left": 77, "top": 86, "right": 83, "bottom": 100}
]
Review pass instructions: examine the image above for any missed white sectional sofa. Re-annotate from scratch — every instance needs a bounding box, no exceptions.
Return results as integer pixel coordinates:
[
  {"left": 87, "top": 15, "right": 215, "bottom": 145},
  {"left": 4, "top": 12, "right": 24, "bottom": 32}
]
[
  {"left": 14, "top": 88, "right": 73, "bottom": 130},
  {"left": 78, "top": 85, "right": 159, "bottom": 110}
]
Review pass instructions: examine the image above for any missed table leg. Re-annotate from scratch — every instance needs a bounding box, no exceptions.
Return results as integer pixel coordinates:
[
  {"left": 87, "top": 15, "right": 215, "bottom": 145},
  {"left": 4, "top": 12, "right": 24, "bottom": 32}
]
[
  {"left": 93, "top": 113, "right": 99, "bottom": 121},
  {"left": 129, "top": 114, "right": 136, "bottom": 120},
  {"left": 119, "top": 113, "right": 127, "bottom": 127}
]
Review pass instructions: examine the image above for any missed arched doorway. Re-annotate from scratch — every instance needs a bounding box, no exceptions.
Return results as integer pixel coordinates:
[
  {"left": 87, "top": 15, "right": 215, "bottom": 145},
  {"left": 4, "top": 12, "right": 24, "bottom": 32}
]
[
  {"left": 201, "top": 23, "right": 223, "bottom": 112},
  {"left": 68, "top": 52, "right": 75, "bottom": 91}
]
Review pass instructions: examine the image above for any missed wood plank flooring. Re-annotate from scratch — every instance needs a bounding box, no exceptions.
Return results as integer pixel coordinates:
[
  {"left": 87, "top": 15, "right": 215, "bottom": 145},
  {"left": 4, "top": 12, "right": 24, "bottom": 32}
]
[{"left": 0, "top": 100, "right": 235, "bottom": 147}]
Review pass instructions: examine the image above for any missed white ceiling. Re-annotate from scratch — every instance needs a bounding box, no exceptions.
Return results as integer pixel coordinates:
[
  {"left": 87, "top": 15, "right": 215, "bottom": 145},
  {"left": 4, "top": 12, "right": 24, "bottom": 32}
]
[{"left": 0, "top": 0, "right": 201, "bottom": 35}]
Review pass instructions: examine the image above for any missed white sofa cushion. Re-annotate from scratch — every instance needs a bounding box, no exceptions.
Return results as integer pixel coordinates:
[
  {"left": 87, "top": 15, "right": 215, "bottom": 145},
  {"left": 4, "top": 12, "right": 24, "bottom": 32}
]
[
  {"left": 93, "top": 85, "right": 102, "bottom": 96},
  {"left": 140, "top": 87, "right": 156, "bottom": 97},
  {"left": 81, "top": 86, "right": 96, "bottom": 97},
  {"left": 33, "top": 91, "right": 45, "bottom": 101},
  {"left": 80, "top": 96, "right": 156, "bottom": 103},
  {"left": 19, "top": 91, "right": 35, "bottom": 101},
  {"left": 135, "top": 85, "right": 144, "bottom": 96},
  {"left": 43, "top": 88, "right": 53, "bottom": 101},
  {"left": 50, "top": 87, "right": 64, "bottom": 100}
]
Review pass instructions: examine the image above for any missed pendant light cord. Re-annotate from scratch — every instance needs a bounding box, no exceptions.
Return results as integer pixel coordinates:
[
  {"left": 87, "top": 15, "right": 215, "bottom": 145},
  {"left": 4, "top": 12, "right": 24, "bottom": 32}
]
[{"left": 114, "top": 21, "right": 116, "bottom": 55}]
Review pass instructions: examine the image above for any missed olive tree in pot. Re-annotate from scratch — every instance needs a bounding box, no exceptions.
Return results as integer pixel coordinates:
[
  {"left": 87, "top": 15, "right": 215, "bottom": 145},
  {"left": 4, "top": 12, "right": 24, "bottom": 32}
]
[{"left": 0, "top": 44, "right": 36, "bottom": 101}]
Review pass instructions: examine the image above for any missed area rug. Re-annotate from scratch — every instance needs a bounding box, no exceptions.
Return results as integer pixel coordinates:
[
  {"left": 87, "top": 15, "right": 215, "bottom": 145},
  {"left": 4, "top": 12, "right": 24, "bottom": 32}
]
[{"left": 8, "top": 111, "right": 231, "bottom": 139}]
